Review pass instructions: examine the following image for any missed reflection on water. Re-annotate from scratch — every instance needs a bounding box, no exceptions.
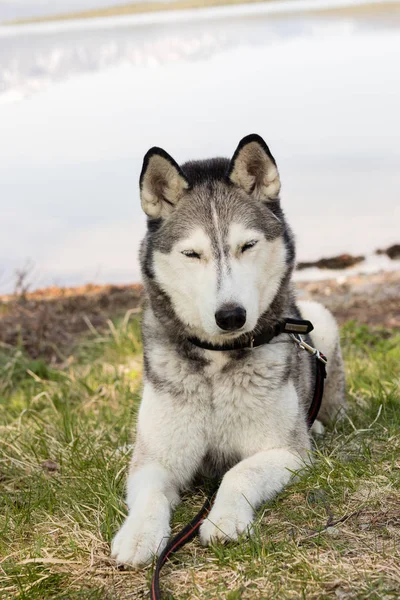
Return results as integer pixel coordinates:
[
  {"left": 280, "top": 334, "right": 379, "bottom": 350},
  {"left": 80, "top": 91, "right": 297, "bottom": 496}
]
[
  {"left": 0, "top": 1, "right": 399, "bottom": 292},
  {"left": 2, "top": 0, "right": 400, "bottom": 102}
]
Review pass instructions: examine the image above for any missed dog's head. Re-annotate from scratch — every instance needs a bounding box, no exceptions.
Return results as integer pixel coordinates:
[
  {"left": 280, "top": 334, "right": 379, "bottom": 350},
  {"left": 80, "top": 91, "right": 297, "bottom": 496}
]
[{"left": 139, "top": 134, "right": 294, "bottom": 343}]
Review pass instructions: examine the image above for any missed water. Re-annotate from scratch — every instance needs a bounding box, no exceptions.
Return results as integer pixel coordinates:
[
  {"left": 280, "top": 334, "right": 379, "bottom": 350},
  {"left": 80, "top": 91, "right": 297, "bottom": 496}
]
[{"left": 0, "top": 0, "right": 399, "bottom": 292}]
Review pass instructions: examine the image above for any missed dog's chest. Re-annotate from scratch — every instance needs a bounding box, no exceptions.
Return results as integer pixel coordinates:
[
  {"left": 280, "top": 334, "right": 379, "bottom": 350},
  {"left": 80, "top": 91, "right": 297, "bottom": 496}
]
[
  {"left": 148, "top": 342, "right": 299, "bottom": 457},
  {"left": 202, "top": 346, "right": 297, "bottom": 456}
]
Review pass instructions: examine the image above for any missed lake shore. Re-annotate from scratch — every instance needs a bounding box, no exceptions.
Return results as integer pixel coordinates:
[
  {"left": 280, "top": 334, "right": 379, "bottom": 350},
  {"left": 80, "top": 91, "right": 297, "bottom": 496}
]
[
  {"left": 1, "top": 270, "right": 399, "bottom": 363},
  {"left": 1, "top": 1, "right": 399, "bottom": 296},
  {"left": 3, "top": 0, "right": 400, "bottom": 26}
]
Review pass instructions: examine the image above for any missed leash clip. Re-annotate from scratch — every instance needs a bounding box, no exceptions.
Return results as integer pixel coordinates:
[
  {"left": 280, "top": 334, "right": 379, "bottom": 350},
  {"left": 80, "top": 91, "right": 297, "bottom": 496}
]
[{"left": 290, "top": 334, "right": 327, "bottom": 364}]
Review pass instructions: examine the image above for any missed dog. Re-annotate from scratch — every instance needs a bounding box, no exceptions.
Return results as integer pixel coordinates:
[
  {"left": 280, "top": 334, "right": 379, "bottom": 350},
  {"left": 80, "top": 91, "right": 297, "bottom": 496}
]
[{"left": 111, "top": 134, "right": 346, "bottom": 567}]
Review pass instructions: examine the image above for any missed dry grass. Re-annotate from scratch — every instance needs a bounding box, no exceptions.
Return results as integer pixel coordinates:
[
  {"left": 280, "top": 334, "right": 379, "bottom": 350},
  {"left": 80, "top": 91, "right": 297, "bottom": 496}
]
[
  {"left": 1, "top": 319, "right": 399, "bottom": 599},
  {"left": 0, "top": 284, "right": 142, "bottom": 363},
  {"left": 3, "top": 0, "right": 282, "bottom": 25},
  {"left": 5, "top": 0, "right": 400, "bottom": 26}
]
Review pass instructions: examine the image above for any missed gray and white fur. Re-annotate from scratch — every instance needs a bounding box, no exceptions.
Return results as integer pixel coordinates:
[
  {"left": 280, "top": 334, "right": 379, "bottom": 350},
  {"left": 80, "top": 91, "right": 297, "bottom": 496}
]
[{"left": 111, "top": 134, "right": 346, "bottom": 566}]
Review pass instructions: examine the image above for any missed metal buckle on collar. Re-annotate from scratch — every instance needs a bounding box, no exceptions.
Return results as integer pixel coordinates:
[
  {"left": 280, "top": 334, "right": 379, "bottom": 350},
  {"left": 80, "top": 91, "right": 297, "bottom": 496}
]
[{"left": 290, "top": 334, "right": 327, "bottom": 364}]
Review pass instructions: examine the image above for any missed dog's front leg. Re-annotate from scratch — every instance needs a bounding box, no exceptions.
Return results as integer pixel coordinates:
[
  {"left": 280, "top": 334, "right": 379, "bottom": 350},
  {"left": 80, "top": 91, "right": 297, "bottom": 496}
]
[
  {"left": 200, "top": 448, "right": 303, "bottom": 545},
  {"left": 111, "top": 462, "right": 179, "bottom": 567}
]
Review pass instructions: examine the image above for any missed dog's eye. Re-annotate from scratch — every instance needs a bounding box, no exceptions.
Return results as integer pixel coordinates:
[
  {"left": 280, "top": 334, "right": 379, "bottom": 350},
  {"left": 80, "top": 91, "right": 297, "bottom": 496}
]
[
  {"left": 182, "top": 250, "right": 201, "bottom": 259},
  {"left": 241, "top": 240, "right": 258, "bottom": 253}
]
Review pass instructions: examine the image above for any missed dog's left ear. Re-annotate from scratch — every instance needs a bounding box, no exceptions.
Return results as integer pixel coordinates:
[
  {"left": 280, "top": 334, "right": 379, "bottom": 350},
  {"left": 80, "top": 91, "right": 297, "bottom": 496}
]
[
  {"left": 140, "top": 147, "right": 189, "bottom": 218},
  {"left": 228, "top": 134, "right": 281, "bottom": 201}
]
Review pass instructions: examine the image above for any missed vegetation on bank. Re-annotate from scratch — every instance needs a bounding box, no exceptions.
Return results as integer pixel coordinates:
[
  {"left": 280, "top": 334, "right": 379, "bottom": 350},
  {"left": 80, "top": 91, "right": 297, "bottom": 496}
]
[
  {"left": 3, "top": 0, "right": 285, "bottom": 26},
  {"left": 0, "top": 317, "right": 399, "bottom": 599},
  {"left": 5, "top": 0, "right": 400, "bottom": 26}
]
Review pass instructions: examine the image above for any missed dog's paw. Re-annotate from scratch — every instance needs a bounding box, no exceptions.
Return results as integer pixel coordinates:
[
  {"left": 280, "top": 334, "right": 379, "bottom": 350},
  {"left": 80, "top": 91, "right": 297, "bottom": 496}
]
[
  {"left": 199, "top": 503, "right": 253, "bottom": 545},
  {"left": 311, "top": 419, "right": 325, "bottom": 436},
  {"left": 111, "top": 497, "right": 171, "bottom": 568}
]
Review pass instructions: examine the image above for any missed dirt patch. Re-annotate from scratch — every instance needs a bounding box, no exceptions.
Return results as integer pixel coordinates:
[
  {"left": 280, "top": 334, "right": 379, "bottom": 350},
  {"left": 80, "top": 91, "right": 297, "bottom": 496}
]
[
  {"left": 0, "top": 284, "right": 143, "bottom": 362},
  {"left": 297, "top": 270, "right": 400, "bottom": 329}
]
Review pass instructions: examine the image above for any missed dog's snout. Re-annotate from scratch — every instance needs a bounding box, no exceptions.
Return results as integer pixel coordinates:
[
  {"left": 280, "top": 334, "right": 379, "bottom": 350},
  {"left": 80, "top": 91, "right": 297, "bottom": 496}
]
[{"left": 215, "top": 304, "right": 246, "bottom": 331}]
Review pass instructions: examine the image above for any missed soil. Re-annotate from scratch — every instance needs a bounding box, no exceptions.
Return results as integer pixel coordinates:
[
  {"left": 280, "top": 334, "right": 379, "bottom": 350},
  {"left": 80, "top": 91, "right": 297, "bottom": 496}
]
[
  {"left": 0, "top": 284, "right": 142, "bottom": 362},
  {"left": 1, "top": 272, "right": 399, "bottom": 362},
  {"left": 296, "top": 270, "right": 400, "bottom": 329}
]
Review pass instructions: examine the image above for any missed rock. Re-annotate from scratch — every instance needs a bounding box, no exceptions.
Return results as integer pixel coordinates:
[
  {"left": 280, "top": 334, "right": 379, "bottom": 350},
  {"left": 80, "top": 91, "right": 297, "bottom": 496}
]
[
  {"left": 41, "top": 459, "right": 60, "bottom": 473},
  {"left": 326, "top": 526, "right": 340, "bottom": 536},
  {"left": 376, "top": 244, "right": 400, "bottom": 260},
  {"left": 307, "top": 489, "right": 327, "bottom": 505},
  {"left": 297, "top": 254, "right": 365, "bottom": 270}
]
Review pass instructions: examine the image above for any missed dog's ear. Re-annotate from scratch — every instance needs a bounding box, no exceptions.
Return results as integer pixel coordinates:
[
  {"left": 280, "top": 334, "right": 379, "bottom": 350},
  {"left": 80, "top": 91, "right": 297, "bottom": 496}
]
[
  {"left": 140, "top": 147, "right": 189, "bottom": 218},
  {"left": 228, "top": 134, "right": 281, "bottom": 201}
]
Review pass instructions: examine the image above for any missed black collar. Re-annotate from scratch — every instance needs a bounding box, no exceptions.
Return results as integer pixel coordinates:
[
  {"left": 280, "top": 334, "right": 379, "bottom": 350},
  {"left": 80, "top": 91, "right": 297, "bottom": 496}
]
[{"left": 188, "top": 318, "right": 314, "bottom": 351}]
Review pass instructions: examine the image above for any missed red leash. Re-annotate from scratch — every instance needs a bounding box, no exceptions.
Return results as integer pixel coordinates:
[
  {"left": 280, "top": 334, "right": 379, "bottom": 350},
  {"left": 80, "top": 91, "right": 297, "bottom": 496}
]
[
  {"left": 150, "top": 345, "right": 327, "bottom": 599},
  {"left": 151, "top": 493, "right": 215, "bottom": 600},
  {"left": 306, "top": 350, "right": 327, "bottom": 428}
]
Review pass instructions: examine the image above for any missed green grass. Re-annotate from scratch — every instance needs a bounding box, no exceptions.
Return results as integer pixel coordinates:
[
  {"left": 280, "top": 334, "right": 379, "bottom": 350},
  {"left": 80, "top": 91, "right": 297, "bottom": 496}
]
[{"left": 0, "top": 318, "right": 399, "bottom": 599}]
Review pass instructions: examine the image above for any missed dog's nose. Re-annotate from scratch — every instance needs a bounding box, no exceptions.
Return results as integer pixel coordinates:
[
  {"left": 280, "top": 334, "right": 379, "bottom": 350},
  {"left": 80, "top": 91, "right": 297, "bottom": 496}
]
[{"left": 215, "top": 304, "right": 247, "bottom": 331}]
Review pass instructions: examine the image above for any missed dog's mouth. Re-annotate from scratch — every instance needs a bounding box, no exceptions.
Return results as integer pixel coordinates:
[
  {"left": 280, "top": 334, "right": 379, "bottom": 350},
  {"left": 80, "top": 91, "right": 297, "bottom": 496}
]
[{"left": 219, "top": 327, "right": 246, "bottom": 337}]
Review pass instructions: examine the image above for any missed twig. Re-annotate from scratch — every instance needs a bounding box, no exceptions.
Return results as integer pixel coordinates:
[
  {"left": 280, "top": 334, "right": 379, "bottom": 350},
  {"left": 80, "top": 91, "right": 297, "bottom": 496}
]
[{"left": 297, "top": 509, "right": 362, "bottom": 544}]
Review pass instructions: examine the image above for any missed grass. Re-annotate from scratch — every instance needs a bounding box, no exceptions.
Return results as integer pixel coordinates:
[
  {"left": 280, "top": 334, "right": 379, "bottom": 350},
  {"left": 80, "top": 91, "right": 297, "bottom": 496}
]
[{"left": 0, "top": 317, "right": 399, "bottom": 599}]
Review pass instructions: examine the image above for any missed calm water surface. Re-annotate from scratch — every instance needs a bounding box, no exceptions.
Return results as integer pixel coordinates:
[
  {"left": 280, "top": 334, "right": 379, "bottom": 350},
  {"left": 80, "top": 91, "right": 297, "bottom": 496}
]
[{"left": 0, "top": 0, "right": 399, "bottom": 292}]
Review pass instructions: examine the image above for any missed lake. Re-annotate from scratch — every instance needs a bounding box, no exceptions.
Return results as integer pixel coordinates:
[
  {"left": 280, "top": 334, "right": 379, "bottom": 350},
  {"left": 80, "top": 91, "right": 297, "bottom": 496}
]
[{"left": 0, "top": 0, "right": 399, "bottom": 292}]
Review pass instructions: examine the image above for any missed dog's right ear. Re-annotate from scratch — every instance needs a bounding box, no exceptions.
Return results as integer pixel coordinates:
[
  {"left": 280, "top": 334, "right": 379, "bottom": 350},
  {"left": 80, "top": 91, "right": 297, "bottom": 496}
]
[{"left": 139, "top": 147, "right": 189, "bottom": 218}]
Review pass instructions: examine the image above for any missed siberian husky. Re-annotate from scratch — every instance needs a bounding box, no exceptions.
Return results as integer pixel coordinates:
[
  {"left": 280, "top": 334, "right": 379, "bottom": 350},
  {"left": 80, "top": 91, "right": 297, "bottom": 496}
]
[{"left": 111, "top": 134, "right": 346, "bottom": 567}]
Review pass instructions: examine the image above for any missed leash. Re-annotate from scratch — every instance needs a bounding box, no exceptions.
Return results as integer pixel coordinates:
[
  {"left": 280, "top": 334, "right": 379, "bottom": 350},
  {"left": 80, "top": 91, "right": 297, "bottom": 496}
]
[
  {"left": 151, "top": 492, "right": 216, "bottom": 600},
  {"left": 289, "top": 332, "right": 327, "bottom": 428},
  {"left": 150, "top": 319, "right": 327, "bottom": 600}
]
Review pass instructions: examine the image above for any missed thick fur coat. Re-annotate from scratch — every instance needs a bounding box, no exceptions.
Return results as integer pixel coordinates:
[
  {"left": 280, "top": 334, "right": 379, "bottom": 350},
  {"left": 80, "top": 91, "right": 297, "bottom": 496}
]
[{"left": 111, "top": 134, "right": 346, "bottom": 567}]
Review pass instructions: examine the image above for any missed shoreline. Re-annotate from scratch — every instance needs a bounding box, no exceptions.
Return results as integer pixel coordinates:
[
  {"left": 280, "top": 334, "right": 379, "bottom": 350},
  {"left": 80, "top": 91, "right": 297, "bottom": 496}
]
[
  {"left": 2, "top": 0, "right": 400, "bottom": 28},
  {"left": 1, "top": 249, "right": 398, "bottom": 299},
  {"left": 1, "top": 270, "right": 399, "bottom": 363}
]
